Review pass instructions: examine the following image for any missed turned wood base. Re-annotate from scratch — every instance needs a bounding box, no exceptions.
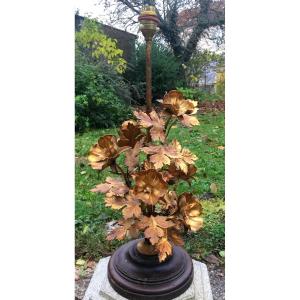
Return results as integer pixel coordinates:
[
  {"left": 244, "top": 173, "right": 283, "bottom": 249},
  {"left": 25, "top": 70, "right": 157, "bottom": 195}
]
[{"left": 107, "top": 239, "right": 193, "bottom": 300}]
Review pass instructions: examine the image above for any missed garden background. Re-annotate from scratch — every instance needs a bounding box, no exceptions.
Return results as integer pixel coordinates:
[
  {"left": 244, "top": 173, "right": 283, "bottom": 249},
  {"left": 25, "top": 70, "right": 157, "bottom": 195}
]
[{"left": 75, "top": 9, "right": 225, "bottom": 299}]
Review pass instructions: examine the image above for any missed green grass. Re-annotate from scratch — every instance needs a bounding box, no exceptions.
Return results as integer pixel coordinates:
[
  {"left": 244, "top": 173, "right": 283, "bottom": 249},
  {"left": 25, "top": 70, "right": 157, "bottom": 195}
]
[{"left": 75, "top": 112, "right": 225, "bottom": 260}]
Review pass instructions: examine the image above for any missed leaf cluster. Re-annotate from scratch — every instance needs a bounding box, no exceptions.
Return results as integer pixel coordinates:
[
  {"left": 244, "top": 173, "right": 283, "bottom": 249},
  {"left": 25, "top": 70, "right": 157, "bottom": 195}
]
[
  {"left": 87, "top": 90, "right": 204, "bottom": 262},
  {"left": 76, "top": 18, "right": 127, "bottom": 74}
]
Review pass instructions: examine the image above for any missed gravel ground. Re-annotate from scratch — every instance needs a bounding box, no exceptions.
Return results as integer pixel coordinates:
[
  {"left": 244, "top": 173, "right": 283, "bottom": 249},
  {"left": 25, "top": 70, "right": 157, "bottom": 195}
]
[
  {"left": 207, "top": 263, "right": 225, "bottom": 300},
  {"left": 75, "top": 260, "right": 224, "bottom": 300}
]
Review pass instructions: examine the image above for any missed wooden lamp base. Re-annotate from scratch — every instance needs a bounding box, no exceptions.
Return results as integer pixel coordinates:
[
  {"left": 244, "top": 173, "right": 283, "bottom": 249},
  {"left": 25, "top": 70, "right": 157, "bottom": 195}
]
[{"left": 107, "top": 239, "right": 193, "bottom": 300}]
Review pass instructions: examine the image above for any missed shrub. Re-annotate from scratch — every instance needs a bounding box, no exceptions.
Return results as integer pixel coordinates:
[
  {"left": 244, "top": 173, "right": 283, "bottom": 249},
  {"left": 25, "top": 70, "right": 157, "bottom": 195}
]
[
  {"left": 215, "top": 71, "right": 225, "bottom": 98},
  {"left": 75, "top": 19, "right": 133, "bottom": 132},
  {"left": 128, "top": 42, "right": 185, "bottom": 101},
  {"left": 177, "top": 87, "right": 223, "bottom": 102},
  {"left": 76, "top": 18, "right": 127, "bottom": 74},
  {"left": 75, "top": 95, "right": 90, "bottom": 132}
]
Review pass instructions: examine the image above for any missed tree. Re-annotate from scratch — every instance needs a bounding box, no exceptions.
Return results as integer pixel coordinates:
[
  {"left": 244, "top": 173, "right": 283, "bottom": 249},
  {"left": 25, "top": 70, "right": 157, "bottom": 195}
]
[
  {"left": 100, "top": 0, "right": 224, "bottom": 64},
  {"left": 185, "top": 49, "right": 224, "bottom": 86},
  {"left": 75, "top": 18, "right": 127, "bottom": 74}
]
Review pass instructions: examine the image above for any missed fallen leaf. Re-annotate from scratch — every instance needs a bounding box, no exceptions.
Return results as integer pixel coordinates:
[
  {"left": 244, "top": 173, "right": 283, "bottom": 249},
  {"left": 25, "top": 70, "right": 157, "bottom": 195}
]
[
  {"left": 76, "top": 258, "right": 86, "bottom": 267},
  {"left": 87, "top": 261, "right": 96, "bottom": 269},
  {"left": 204, "top": 254, "right": 220, "bottom": 266},
  {"left": 217, "top": 146, "right": 225, "bottom": 150},
  {"left": 210, "top": 183, "right": 218, "bottom": 194}
]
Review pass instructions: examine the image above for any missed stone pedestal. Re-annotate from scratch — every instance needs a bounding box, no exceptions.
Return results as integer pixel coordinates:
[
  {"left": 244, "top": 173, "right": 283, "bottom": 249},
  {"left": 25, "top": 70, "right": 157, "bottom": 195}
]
[{"left": 83, "top": 256, "right": 213, "bottom": 300}]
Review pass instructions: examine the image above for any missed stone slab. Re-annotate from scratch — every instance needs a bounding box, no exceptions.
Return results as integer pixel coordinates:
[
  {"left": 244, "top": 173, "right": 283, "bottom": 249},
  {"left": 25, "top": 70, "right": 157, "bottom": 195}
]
[{"left": 83, "top": 256, "right": 213, "bottom": 300}]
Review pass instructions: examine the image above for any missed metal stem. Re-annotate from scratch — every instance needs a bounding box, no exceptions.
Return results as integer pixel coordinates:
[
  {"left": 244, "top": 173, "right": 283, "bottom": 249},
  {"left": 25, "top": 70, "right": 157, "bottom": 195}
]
[{"left": 145, "top": 39, "right": 153, "bottom": 113}]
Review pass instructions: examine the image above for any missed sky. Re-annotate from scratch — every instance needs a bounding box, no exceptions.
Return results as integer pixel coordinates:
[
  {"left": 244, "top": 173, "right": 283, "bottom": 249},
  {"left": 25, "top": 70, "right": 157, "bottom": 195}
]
[
  {"left": 74, "top": 0, "right": 138, "bottom": 34},
  {"left": 74, "top": 0, "right": 109, "bottom": 21},
  {"left": 74, "top": 0, "right": 224, "bottom": 53}
]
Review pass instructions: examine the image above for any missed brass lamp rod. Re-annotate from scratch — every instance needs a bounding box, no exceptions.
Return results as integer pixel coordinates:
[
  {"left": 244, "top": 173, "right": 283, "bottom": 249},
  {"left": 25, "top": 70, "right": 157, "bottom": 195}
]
[{"left": 139, "top": 2, "right": 159, "bottom": 113}]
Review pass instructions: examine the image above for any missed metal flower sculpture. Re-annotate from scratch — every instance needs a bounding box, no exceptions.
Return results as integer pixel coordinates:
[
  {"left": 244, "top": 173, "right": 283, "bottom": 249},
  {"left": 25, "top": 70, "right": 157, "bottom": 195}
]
[{"left": 87, "top": 91, "right": 203, "bottom": 262}]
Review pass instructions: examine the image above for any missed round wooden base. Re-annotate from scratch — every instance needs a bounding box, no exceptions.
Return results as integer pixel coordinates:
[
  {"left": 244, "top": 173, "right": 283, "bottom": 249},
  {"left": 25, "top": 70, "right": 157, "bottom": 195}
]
[{"left": 107, "top": 239, "right": 193, "bottom": 300}]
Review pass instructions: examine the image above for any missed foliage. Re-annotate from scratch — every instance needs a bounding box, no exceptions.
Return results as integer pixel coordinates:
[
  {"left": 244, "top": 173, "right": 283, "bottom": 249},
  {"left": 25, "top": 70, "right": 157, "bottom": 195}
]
[
  {"left": 86, "top": 90, "right": 202, "bottom": 262},
  {"left": 75, "top": 111, "right": 224, "bottom": 260},
  {"left": 177, "top": 87, "right": 203, "bottom": 101},
  {"left": 75, "top": 20, "right": 133, "bottom": 132},
  {"left": 75, "top": 95, "right": 90, "bottom": 132},
  {"left": 128, "top": 42, "right": 185, "bottom": 101},
  {"left": 100, "top": 0, "right": 225, "bottom": 63},
  {"left": 177, "top": 87, "right": 223, "bottom": 102},
  {"left": 76, "top": 18, "right": 126, "bottom": 74},
  {"left": 215, "top": 71, "right": 225, "bottom": 98},
  {"left": 185, "top": 199, "right": 225, "bottom": 257},
  {"left": 75, "top": 60, "right": 132, "bottom": 131},
  {"left": 185, "top": 50, "right": 224, "bottom": 87}
]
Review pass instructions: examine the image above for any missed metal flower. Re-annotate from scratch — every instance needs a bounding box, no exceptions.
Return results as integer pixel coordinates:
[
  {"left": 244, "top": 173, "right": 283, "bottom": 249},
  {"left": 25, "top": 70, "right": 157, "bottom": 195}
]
[
  {"left": 133, "top": 169, "right": 168, "bottom": 205},
  {"left": 166, "top": 163, "right": 197, "bottom": 184},
  {"left": 161, "top": 90, "right": 199, "bottom": 127},
  {"left": 117, "top": 120, "right": 145, "bottom": 148},
  {"left": 87, "top": 90, "right": 205, "bottom": 263},
  {"left": 179, "top": 193, "right": 203, "bottom": 232},
  {"left": 88, "top": 135, "right": 129, "bottom": 171}
]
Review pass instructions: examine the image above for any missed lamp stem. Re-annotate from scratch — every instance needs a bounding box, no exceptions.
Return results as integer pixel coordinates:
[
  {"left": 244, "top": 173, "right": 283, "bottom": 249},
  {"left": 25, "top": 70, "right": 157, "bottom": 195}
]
[{"left": 145, "top": 39, "right": 153, "bottom": 113}]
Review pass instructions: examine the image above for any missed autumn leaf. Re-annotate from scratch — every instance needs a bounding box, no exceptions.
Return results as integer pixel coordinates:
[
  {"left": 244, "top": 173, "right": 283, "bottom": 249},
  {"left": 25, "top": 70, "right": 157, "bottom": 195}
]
[
  {"left": 167, "top": 163, "right": 197, "bottom": 183},
  {"left": 122, "top": 192, "right": 142, "bottom": 219},
  {"left": 217, "top": 145, "right": 225, "bottom": 150},
  {"left": 133, "top": 111, "right": 153, "bottom": 127},
  {"left": 142, "top": 146, "right": 171, "bottom": 169},
  {"left": 125, "top": 139, "right": 144, "bottom": 172},
  {"left": 171, "top": 142, "right": 197, "bottom": 174},
  {"left": 107, "top": 219, "right": 139, "bottom": 241},
  {"left": 142, "top": 140, "right": 197, "bottom": 174},
  {"left": 105, "top": 196, "right": 127, "bottom": 210},
  {"left": 156, "top": 237, "right": 172, "bottom": 262},
  {"left": 134, "top": 110, "right": 165, "bottom": 142},
  {"left": 138, "top": 215, "right": 174, "bottom": 245},
  {"left": 107, "top": 225, "right": 128, "bottom": 241},
  {"left": 91, "top": 177, "right": 129, "bottom": 196},
  {"left": 181, "top": 114, "right": 200, "bottom": 127}
]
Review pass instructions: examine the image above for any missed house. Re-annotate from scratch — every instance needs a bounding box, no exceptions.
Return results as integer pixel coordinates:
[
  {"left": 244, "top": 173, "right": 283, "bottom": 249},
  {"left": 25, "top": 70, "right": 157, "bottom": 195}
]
[
  {"left": 75, "top": 14, "right": 137, "bottom": 64},
  {"left": 198, "top": 62, "right": 224, "bottom": 93}
]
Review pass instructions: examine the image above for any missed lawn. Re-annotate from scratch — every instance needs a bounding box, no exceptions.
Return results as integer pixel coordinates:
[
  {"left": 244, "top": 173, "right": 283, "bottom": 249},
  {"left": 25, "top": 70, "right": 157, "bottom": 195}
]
[{"left": 75, "top": 111, "right": 225, "bottom": 261}]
